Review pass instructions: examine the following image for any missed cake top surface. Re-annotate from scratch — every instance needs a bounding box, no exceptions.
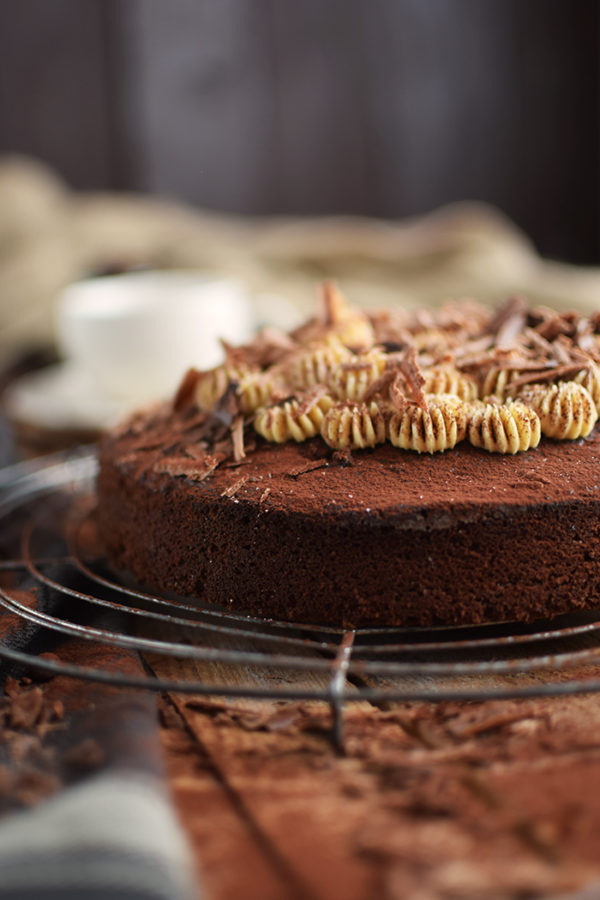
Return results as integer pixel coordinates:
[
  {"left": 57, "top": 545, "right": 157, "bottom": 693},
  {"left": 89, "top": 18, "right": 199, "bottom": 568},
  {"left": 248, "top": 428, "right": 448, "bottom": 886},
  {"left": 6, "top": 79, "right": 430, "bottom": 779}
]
[
  {"left": 104, "top": 283, "right": 600, "bottom": 520},
  {"left": 106, "top": 416, "right": 600, "bottom": 520}
]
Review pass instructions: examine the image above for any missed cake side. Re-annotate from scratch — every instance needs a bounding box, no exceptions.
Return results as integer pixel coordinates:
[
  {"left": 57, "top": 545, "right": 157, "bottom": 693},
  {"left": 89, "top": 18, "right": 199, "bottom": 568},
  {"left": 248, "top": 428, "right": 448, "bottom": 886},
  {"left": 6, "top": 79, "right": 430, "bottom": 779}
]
[{"left": 97, "top": 421, "right": 600, "bottom": 627}]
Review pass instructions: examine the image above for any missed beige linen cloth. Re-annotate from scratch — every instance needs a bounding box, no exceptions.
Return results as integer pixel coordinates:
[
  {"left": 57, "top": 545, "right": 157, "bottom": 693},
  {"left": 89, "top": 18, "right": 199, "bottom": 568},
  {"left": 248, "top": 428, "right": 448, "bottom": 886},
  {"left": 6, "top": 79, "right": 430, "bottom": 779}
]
[{"left": 2, "top": 154, "right": 600, "bottom": 359}]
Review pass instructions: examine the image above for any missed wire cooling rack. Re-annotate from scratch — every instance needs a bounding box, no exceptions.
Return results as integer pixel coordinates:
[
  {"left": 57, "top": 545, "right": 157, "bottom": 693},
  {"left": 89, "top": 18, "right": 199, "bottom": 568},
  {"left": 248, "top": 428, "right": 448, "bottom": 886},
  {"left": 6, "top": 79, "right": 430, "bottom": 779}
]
[{"left": 2, "top": 449, "right": 600, "bottom": 746}]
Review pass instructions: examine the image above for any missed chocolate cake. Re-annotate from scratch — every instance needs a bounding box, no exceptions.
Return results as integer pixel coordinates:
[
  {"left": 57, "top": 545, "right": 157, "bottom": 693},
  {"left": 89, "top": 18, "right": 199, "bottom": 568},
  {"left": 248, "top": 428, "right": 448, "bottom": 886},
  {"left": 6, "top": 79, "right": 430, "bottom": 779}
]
[{"left": 96, "top": 285, "right": 600, "bottom": 627}]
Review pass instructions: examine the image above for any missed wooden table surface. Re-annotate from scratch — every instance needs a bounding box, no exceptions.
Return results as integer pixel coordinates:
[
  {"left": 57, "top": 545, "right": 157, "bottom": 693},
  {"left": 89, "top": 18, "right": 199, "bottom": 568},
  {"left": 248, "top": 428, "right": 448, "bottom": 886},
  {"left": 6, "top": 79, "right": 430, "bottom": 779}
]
[
  {"left": 157, "top": 669, "right": 600, "bottom": 900},
  {"left": 2, "top": 617, "right": 600, "bottom": 900}
]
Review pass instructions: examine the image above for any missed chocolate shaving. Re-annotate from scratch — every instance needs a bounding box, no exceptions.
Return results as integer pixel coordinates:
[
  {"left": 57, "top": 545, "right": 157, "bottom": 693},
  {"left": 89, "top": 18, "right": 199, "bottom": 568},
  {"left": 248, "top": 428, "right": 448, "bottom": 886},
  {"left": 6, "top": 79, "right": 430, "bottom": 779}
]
[
  {"left": 389, "top": 374, "right": 409, "bottom": 413},
  {"left": 368, "top": 308, "right": 413, "bottom": 347},
  {"left": 4, "top": 676, "right": 21, "bottom": 699},
  {"left": 319, "top": 280, "right": 347, "bottom": 326},
  {"left": 248, "top": 327, "right": 298, "bottom": 367},
  {"left": 575, "top": 318, "right": 597, "bottom": 353},
  {"left": 289, "top": 316, "right": 324, "bottom": 347},
  {"left": 459, "top": 354, "right": 556, "bottom": 374},
  {"left": 522, "top": 328, "right": 554, "bottom": 357},
  {"left": 453, "top": 334, "right": 495, "bottom": 362},
  {"left": 435, "top": 298, "right": 491, "bottom": 334},
  {"left": 285, "top": 459, "right": 330, "bottom": 479},
  {"left": 172, "top": 368, "right": 202, "bottom": 412},
  {"left": 551, "top": 336, "right": 574, "bottom": 366},
  {"left": 492, "top": 357, "right": 557, "bottom": 372},
  {"left": 506, "top": 363, "right": 588, "bottom": 393},
  {"left": 534, "top": 310, "right": 580, "bottom": 341},
  {"left": 231, "top": 414, "right": 246, "bottom": 463},
  {"left": 7, "top": 688, "right": 44, "bottom": 730},
  {"left": 398, "top": 346, "right": 427, "bottom": 409},
  {"left": 341, "top": 359, "right": 378, "bottom": 372},
  {"left": 153, "top": 453, "right": 222, "bottom": 481},
  {"left": 194, "top": 382, "right": 240, "bottom": 451},
  {"left": 110, "top": 405, "right": 166, "bottom": 439},
  {"left": 51, "top": 699, "right": 64, "bottom": 720},
  {"left": 362, "top": 368, "right": 396, "bottom": 402},
  {"left": 221, "top": 476, "right": 249, "bottom": 498},
  {"left": 222, "top": 458, "right": 253, "bottom": 469},
  {"left": 179, "top": 409, "right": 213, "bottom": 433},
  {"left": 486, "top": 295, "right": 527, "bottom": 344},
  {"left": 295, "top": 385, "right": 329, "bottom": 418},
  {"left": 496, "top": 313, "right": 526, "bottom": 349},
  {"left": 220, "top": 339, "right": 253, "bottom": 371},
  {"left": 412, "top": 308, "right": 437, "bottom": 331},
  {"left": 451, "top": 710, "right": 537, "bottom": 738},
  {"left": 184, "top": 443, "right": 210, "bottom": 460}
]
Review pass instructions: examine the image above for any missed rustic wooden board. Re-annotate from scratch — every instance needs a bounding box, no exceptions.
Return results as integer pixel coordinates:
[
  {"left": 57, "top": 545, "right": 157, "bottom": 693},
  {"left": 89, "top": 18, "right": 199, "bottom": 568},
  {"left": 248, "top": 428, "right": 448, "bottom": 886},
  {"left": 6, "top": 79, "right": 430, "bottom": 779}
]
[
  {"left": 146, "top": 626, "right": 600, "bottom": 900},
  {"left": 158, "top": 683, "right": 600, "bottom": 899}
]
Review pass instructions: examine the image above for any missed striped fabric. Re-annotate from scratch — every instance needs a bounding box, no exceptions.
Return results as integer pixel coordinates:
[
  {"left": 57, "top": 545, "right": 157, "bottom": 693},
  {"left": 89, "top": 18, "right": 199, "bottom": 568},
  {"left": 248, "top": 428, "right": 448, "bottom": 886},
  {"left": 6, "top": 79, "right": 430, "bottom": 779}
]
[{"left": 0, "top": 772, "right": 197, "bottom": 900}]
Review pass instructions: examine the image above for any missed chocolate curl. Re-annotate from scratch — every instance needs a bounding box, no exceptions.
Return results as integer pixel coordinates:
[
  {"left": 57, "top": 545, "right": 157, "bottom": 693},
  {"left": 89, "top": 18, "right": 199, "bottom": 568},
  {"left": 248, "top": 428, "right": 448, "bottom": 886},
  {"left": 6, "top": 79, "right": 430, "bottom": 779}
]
[
  {"left": 506, "top": 363, "right": 589, "bottom": 394},
  {"left": 459, "top": 352, "right": 556, "bottom": 373},
  {"left": 231, "top": 414, "right": 246, "bottom": 462},
  {"left": 453, "top": 334, "right": 494, "bottom": 363},
  {"left": 496, "top": 308, "right": 527, "bottom": 350},
  {"left": 220, "top": 338, "right": 250, "bottom": 370},
  {"left": 389, "top": 374, "right": 408, "bottom": 414},
  {"left": 226, "top": 328, "right": 298, "bottom": 370},
  {"left": 534, "top": 310, "right": 580, "bottom": 341},
  {"left": 194, "top": 381, "right": 242, "bottom": 450},
  {"left": 172, "top": 368, "right": 202, "bottom": 412},
  {"left": 295, "top": 384, "right": 329, "bottom": 418},
  {"left": 523, "top": 327, "right": 554, "bottom": 357},
  {"left": 362, "top": 368, "right": 396, "bottom": 403},
  {"left": 153, "top": 454, "right": 222, "bottom": 481},
  {"left": 399, "top": 346, "right": 427, "bottom": 410},
  {"left": 487, "top": 295, "right": 527, "bottom": 347},
  {"left": 575, "top": 318, "right": 597, "bottom": 353},
  {"left": 319, "top": 280, "right": 350, "bottom": 326},
  {"left": 551, "top": 335, "right": 574, "bottom": 366},
  {"left": 250, "top": 327, "right": 297, "bottom": 367},
  {"left": 221, "top": 475, "right": 249, "bottom": 498}
]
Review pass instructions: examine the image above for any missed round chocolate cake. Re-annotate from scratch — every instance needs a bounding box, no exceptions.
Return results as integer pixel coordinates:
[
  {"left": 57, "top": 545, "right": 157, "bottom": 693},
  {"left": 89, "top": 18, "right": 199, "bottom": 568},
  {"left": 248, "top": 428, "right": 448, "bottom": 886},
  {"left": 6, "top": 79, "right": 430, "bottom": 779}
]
[{"left": 96, "top": 285, "right": 600, "bottom": 627}]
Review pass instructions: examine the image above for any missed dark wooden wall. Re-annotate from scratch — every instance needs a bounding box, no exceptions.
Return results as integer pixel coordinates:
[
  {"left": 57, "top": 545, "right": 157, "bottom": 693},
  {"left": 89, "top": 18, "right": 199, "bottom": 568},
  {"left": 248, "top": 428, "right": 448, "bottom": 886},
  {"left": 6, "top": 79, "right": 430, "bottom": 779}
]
[{"left": 0, "top": 0, "right": 598, "bottom": 262}]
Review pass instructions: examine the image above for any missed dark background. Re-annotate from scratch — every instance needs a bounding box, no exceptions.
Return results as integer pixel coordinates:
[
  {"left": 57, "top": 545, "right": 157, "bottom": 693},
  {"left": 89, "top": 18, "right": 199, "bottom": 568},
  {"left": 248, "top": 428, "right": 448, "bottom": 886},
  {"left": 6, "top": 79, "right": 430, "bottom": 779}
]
[{"left": 0, "top": 0, "right": 597, "bottom": 263}]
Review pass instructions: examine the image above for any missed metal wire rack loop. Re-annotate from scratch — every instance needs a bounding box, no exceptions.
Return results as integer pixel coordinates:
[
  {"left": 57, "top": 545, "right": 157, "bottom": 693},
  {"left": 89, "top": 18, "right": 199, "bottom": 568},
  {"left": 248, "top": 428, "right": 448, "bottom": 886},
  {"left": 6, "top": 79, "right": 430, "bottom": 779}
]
[{"left": 2, "top": 450, "right": 600, "bottom": 750}]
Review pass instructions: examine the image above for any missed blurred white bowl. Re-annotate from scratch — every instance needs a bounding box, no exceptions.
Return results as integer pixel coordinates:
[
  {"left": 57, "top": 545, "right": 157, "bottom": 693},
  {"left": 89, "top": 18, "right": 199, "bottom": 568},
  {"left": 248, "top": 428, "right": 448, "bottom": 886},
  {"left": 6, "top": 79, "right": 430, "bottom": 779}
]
[{"left": 55, "top": 270, "right": 254, "bottom": 405}]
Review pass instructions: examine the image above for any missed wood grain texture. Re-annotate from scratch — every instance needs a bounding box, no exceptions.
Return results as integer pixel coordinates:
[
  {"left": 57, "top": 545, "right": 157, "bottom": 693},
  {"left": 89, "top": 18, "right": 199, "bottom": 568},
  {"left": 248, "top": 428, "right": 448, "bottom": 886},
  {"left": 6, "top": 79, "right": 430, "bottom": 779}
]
[
  {"left": 144, "top": 623, "right": 600, "bottom": 900},
  {"left": 110, "top": 0, "right": 280, "bottom": 211},
  {"left": 106, "top": 0, "right": 599, "bottom": 260},
  {"left": 0, "top": 0, "right": 111, "bottom": 189},
  {"left": 159, "top": 677, "right": 600, "bottom": 900},
  {"left": 0, "top": 1, "right": 597, "bottom": 258}
]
